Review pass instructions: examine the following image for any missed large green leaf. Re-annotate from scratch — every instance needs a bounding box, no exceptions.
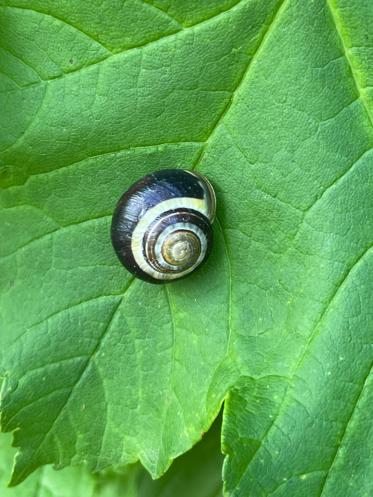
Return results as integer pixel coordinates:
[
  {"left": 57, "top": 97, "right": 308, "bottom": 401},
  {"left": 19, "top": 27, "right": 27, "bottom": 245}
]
[{"left": 0, "top": 0, "right": 372, "bottom": 495}]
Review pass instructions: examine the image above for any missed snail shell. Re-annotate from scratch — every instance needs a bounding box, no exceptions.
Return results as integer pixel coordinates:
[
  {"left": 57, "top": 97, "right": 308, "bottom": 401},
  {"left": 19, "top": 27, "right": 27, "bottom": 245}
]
[{"left": 111, "top": 169, "right": 216, "bottom": 283}]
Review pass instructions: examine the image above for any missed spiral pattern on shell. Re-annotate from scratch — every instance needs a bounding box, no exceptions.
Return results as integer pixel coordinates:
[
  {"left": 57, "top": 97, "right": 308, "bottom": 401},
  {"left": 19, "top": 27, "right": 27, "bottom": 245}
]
[{"left": 111, "top": 169, "right": 216, "bottom": 283}]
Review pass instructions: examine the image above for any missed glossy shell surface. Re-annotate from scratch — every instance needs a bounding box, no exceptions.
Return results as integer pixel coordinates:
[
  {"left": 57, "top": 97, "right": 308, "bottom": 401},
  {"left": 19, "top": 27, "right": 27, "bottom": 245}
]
[{"left": 111, "top": 169, "right": 216, "bottom": 283}]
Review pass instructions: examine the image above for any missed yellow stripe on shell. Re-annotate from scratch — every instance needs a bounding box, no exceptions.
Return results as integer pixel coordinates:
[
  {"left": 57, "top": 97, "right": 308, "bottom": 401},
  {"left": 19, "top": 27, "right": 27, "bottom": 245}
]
[{"left": 130, "top": 196, "right": 208, "bottom": 280}]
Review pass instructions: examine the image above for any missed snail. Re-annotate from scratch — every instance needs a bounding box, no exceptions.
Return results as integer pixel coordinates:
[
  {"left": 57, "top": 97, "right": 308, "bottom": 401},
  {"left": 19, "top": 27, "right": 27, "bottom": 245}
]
[{"left": 111, "top": 169, "right": 216, "bottom": 283}]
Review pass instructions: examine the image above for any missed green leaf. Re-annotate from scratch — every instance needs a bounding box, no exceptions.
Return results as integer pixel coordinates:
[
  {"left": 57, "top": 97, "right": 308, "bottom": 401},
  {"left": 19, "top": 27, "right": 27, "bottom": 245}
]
[{"left": 0, "top": 0, "right": 372, "bottom": 495}]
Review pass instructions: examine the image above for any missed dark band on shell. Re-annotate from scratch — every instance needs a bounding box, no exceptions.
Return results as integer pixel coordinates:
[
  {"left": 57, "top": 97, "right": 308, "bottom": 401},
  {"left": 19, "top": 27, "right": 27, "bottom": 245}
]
[{"left": 111, "top": 169, "right": 216, "bottom": 283}]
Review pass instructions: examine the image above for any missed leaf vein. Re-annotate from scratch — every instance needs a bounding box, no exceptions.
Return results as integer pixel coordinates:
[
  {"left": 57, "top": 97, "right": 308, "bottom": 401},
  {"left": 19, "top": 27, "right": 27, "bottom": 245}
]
[
  {"left": 8, "top": 278, "right": 135, "bottom": 483},
  {"left": 4, "top": 141, "right": 204, "bottom": 190},
  {"left": 141, "top": 0, "right": 185, "bottom": 28},
  {"left": 318, "top": 360, "right": 373, "bottom": 497},
  {"left": 303, "top": 148, "right": 373, "bottom": 216},
  {"left": 0, "top": 5, "right": 113, "bottom": 53},
  {"left": 9, "top": 294, "right": 127, "bottom": 350},
  {"left": 0, "top": 83, "right": 48, "bottom": 155},
  {"left": 192, "top": 0, "right": 287, "bottom": 172},
  {"left": 0, "top": 0, "right": 244, "bottom": 91},
  {"left": 0, "top": 213, "right": 110, "bottom": 260},
  {"left": 235, "top": 245, "right": 373, "bottom": 488},
  {"left": 326, "top": 0, "right": 373, "bottom": 129}
]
